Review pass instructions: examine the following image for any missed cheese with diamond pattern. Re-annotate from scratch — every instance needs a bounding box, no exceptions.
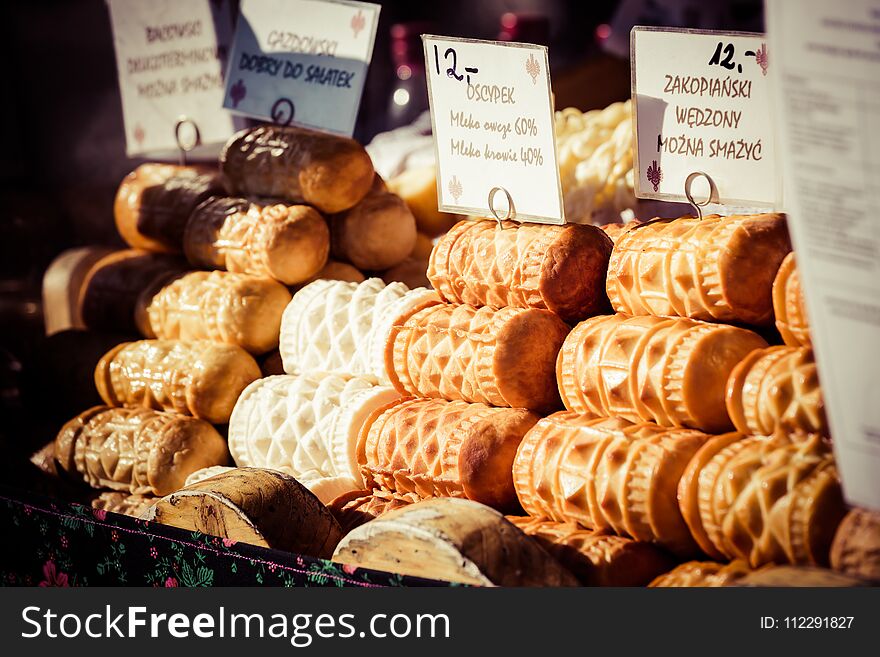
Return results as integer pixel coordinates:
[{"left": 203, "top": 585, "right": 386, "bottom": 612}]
[
  {"left": 279, "top": 278, "right": 437, "bottom": 383},
  {"left": 228, "top": 372, "right": 400, "bottom": 484}
]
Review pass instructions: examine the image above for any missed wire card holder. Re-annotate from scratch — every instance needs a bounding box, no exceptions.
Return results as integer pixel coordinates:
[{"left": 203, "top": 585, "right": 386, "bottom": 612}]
[
  {"left": 174, "top": 116, "right": 201, "bottom": 166},
  {"left": 684, "top": 171, "right": 720, "bottom": 220},
  {"left": 487, "top": 186, "right": 516, "bottom": 230}
]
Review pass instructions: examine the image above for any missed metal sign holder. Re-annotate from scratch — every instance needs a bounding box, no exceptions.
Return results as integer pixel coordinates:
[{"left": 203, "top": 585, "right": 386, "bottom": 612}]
[
  {"left": 627, "top": 170, "right": 721, "bottom": 234},
  {"left": 487, "top": 186, "right": 516, "bottom": 230},
  {"left": 684, "top": 171, "right": 720, "bottom": 220},
  {"left": 174, "top": 116, "right": 201, "bottom": 165}
]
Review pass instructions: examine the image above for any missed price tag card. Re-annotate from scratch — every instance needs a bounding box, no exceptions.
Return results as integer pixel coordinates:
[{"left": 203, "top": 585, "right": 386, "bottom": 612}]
[
  {"left": 422, "top": 35, "right": 564, "bottom": 225},
  {"left": 108, "top": 0, "right": 241, "bottom": 158},
  {"left": 631, "top": 27, "right": 780, "bottom": 207},
  {"left": 767, "top": 0, "right": 880, "bottom": 510},
  {"left": 222, "top": 0, "right": 380, "bottom": 135}
]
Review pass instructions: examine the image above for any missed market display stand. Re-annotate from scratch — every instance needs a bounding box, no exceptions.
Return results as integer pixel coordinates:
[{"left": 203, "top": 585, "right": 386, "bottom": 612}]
[{"left": 0, "top": 487, "right": 451, "bottom": 587}]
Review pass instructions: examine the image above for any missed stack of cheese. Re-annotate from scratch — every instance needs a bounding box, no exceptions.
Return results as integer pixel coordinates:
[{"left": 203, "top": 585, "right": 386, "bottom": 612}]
[
  {"left": 331, "top": 219, "right": 692, "bottom": 585},
  {"left": 351, "top": 219, "right": 611, "bottom": 512},
  {"left": 355, "top": 217, "right": 616, "bottom": 513},
  {"left": 224, "top": 276, "right": 434, "bottom": 504},
  {"left": 214, "top": 213, "right": 660, "bottom": 585},
  {"left": 43, "top": 125, "right": 422, "bottom": 339},
  {"left": 34, "top": 116, "right": 869, "bottom": 582},
  {"left": 512, "top": 213, "right": 853, "bottom": 584},
  {"left": 225, "top": 218, "right": 613, "bottom": 521},
  {"left": 329, "top": 213, "right": 863, "bottom": 586},
  {"left": 43, "top": 164, "right": 250, "bottom": 512},
  {"left": 37, "top": 126, "right": 419, "bottom": 533},
  {"left": 178, "top": 272, "right": 578, "bottom": 575}
]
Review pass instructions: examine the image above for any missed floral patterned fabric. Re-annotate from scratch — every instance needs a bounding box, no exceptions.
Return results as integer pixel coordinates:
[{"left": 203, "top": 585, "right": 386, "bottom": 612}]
[{"left": 0, "top": 490, "right": 454, "bottom": 587}]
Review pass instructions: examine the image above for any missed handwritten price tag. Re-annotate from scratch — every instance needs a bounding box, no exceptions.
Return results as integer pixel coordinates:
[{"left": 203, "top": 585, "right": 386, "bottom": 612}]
[
  {"left": 423, "top": 35, "right": 564, "bottom": 224},
  {"left": 108, "top": 0, "right": 242, "bottom": 158},
  {"left": 222, "top": 0, "right": 380, "bottom": 136},
  {"left": 632, "top": 27, "right": 780, "bottom": 207}
]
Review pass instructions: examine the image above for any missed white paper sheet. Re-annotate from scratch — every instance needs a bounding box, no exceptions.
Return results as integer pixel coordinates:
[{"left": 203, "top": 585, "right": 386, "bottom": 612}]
[{"left": 767, "top": 0, "right": 880, "bottom": 510}]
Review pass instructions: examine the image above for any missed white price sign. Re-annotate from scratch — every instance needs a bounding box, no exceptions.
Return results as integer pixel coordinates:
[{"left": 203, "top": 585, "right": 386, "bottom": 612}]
[
  {"left": 423, "top": 35, "right": 564, "bottom": 225},
  {"left": 108, "top": 0, "right": 241, "bottom": 158},
  {"left": 631, "top": 27, "right": 780, "bottom": 207},
  {"left": 222, "top": 0, "right": 380, "bottom": 135}
]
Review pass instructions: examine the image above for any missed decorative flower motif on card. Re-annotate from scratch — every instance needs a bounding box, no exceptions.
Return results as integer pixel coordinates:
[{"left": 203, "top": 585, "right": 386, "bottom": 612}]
[
  {"left": 351, "top": 10, "right": 366, "bottom": 38},
  {"left": 647, "top": 160, "right": 662, "bottom": 192},
  {"left": 448, "top": 175, "right": 463, "bottom": 203},
  {"left": 525, "top": 53, "right": 540, "bottom": 84},
  {"left": 754, "top": 43, "right": 768, "bottom": 76},
  {"left": 133, "top": 124, "right": 145, "bottom": 146},
  {"left": 230, "top": 79, "right": 247, "bottom": 107}
]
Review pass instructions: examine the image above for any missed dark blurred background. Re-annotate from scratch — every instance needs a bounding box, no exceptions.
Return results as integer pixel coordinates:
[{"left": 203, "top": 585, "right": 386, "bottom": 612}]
[{"left": 0, "top": 0, "right": 763, "bottom": 464}]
